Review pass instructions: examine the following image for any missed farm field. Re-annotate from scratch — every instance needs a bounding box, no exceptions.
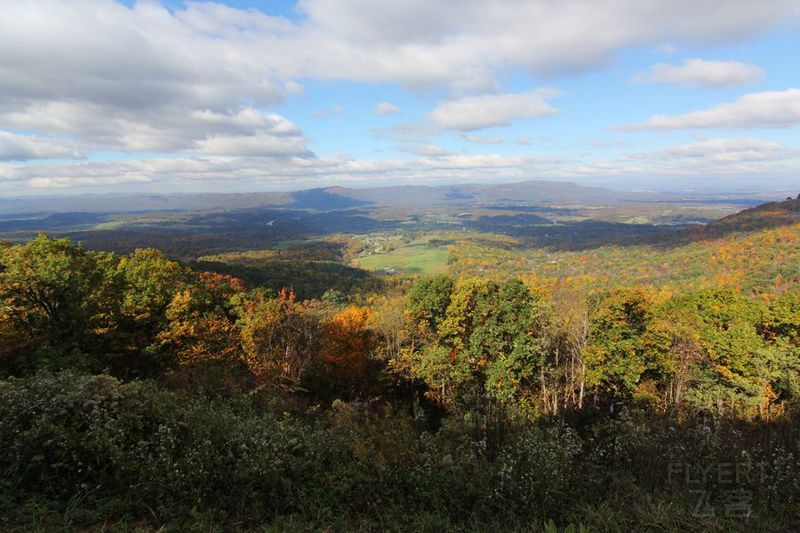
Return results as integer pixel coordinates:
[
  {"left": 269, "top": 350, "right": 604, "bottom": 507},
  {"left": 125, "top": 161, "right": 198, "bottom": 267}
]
[{"left": 353, "top": 236, "right": 450, "bottom": 275}]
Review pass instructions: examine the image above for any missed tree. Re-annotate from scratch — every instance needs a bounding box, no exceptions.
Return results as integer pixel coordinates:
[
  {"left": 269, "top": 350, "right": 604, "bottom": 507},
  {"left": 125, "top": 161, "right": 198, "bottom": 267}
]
[
  {"left": 319, "top": 306, "right": 375, "bottom": 397},
  {"left": 239, "top": 289, "right": 321, "bottom": 391},
  {"left": 103, "top": 248, "right": 189, "bottom": 376},
  {"left": 584, "top": 287, "right": 655, "bottom": 402},
  {"left": 407, "top": 278, "right": 548, "bottom": 409},
  {"left": 369, "top": 293, "right": 408, "bottom": 362},
  {"left": 472, "top": 279, "right": 548, "bottom": 405},
  {"left": 117, "top": 248, "right": 186, "bottom": 327},
  {"left": 677, "top": 289, "right": 772, "bottom": 415},
  {"left": 542, "top": 282, "right": 591, "bottom": 413},
  {"left": 0, "top": 234, "right": 121, "bottom": 371},
  {"left": 642, "top": 297, "right": 705, "bottom": 409},
  {"left": 405, "top": 275, "right": 454, "bottom": 337}
]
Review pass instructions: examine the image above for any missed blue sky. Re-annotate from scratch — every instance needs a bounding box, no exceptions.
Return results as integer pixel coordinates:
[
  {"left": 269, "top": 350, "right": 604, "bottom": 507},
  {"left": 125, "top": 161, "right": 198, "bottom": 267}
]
[{"left": 1, "top": 0, "right": 799, "bottom": 195}]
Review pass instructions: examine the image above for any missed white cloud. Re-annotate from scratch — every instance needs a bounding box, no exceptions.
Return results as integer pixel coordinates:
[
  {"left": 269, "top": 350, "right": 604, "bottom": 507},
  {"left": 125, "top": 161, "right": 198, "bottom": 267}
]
[
  {"left": 0, "top": 131, "right": 82, "bottom": 161},
  {"left": 0, "top": 2, "right": 289, "bottom": 112},
  {"left": 625, "top": 89, "right": 800, "bottom": 130},
  {"left": 427, "top": 90, "right": 560, "bottom": 131},
  {"left": 0, "top": 152, "right": 567, "bottom": 194},
  {"left": 633, "top": 58, "right": 764, "bottom": 88},
  {"left": 656, "top": 43, "right": 677, "bottom": 55},
  {"left": 2, "top": 1, "right": 800, "bottom": 193},
  {"left": 375, "top": 102, "right": 400, "bottom": 115},
  {"left": 3, "top": 136, "right": 798, "bottom": 195},
  {"left": 312, "top": 106, "right": 345, "bottom": 118},
  {"left": 399, "top": 144, "right": 449, "bottom": 156},
  {"left": 293, "top": 0, "right": 798, "bottom": 87},
  {"left": 0, "top": 102, "right": 310, "bottom": 156},
  {"left": 632, "top": 138, "right": 787, "bottom": 163},
  {"left": 285, "top": 81, "right": 305, "bottom": 96},
  {"left": 2, "top": 0, "right": 797, "bottom": 108},
  {"left": 460, "top": 133, "right": 505, "bottom": 145},
  {"left": 29, "top": 175, "right": 152, "bottom": 189},
  {"left": 568, "top": 138, "right": 800, "bottom": 183},
  {"left": 585, "top": 138, "right": 628, "bottom": 148},
  {"left": 193, "top": 133, "right": 312, "bottom": 158}
]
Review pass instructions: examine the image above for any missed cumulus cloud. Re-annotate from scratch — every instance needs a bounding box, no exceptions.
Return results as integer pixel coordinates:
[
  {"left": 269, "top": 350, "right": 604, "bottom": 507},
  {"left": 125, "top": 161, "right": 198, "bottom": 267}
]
[
  {"left": 293, "top": 0, "right": 798, "bottom": 87},
  {"left": 585, "top": 138, "right": 628, "bottom": 148},
  {"left": 312, "top": 106, "right": 345, "bottom": 118},
  {"left": 0, "top": 102, "right": 310, "bottom": 156},
  {"left": 192, "top": 133, "right": 312, "bottom": 158},
  {"left": 2, "top": 1, "right": 800, "bottom": 193},
  {"left": 624, "top": 89, "right": 800, "bottom": 130},
  {"left": 427, "top": 90, "right": 560, "bottom": 131},
  {"left": 375, "top": 102, "right": 400, "bottom": 115},
  {"left": 633, "top": 58, "right": 764, "bottom": 88},
  {"left": 0, "top": 1, "right": 311, "bottom": 163},
  {"left": 3, "top": 136, "right": 798, "bottom": 195},
  {"left": 656, "top": 43, "right": 677, "bottom": 55},
  {"left": 0, "top": 152, "right": 565, "bottom": 194},
  {"left": 0, "top": 131, "right": 82, "bottom": 161},
  {"left": 558, "top": 138, "right": 799, "bottom": 185},
  {"left": 399, "top": 144, "right": 449, "bottom": 156},
  {"left": 459, "top": 133, "right": 505, "bottom": 145},
  {"left": 3, "top": 0, "right": 797, "bottom": 103},
  {"left": 632, "top": 138, "right": 788, "bottom": 163}
]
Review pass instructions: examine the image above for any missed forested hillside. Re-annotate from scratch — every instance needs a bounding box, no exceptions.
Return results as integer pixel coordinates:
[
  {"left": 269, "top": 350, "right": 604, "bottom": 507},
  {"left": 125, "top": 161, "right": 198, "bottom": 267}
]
[
  {"left": 451, "top": 198, "right": 800, "bottom": 295},
  {"left": 2, "top": 200, "right": 800, "bottom": 530}
]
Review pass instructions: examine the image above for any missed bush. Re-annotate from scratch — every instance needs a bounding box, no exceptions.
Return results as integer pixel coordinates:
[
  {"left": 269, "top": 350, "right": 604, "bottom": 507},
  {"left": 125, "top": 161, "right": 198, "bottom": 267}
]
[
  {"left": 0, "top": 372, "right": 331, "bottom": 522},
  {"left": 3, "top": 372, "right": 800, "bottom": 530}
]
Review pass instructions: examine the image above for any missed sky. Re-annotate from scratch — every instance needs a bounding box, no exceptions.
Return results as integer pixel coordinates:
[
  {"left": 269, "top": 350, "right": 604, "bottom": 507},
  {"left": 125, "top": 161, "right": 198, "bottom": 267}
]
[{"left": 1, "top": 0, "right": 800, "bottom": 196}]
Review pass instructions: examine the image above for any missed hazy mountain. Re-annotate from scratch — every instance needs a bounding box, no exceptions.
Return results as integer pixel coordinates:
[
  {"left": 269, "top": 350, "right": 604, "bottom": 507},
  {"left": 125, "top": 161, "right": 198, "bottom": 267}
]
[
  {"left": 0, "top": 180, "right": 663, "bottom": 216},
  {"left": 703, "top": 195, "right": 800, "bottom": 235}
]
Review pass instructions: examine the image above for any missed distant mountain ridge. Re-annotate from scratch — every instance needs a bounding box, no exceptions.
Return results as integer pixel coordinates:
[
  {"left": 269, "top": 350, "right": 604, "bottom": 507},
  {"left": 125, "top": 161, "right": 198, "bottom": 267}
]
[
  {"left": 697, "top": 195, "right": 800, "bottom": 236},
  {"left": 0, "top": 180, "right": 661, "bottom": 216}
]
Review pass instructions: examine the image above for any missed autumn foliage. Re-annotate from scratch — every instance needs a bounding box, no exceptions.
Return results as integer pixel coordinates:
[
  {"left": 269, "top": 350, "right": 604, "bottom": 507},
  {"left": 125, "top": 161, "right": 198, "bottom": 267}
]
[
  {"left": 320, "top": 306, "right": 374, "bottom": 396},
  {"left": 4, "top": 226, "right": 800, "bottom": 529}
]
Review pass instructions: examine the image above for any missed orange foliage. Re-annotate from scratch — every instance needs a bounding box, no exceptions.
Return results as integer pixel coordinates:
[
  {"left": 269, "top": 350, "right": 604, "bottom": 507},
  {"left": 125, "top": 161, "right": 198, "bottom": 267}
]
[
  {"left": 239, "top": 288, "right": 321, "bottom": 389},
  {"left": 199, "top": 271, "right": 247, "bottom": 296},
  {"left": 159, "top": 289, "right": 243, "bottom": 366},
  {"left": 320, "top": 306, "right": 374, "bottom": 392}
]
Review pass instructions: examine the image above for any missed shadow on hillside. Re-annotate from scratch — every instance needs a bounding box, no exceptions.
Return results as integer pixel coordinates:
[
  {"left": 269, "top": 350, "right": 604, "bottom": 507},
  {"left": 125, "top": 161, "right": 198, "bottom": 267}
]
[
  {"left": 646, "top": 198, "right": 800, "bottom": 250},
  {"left": 0, "top": 212, "right": 109, "bottom": 231},
  {"left": 9, "top": 199, "right": 800, "bottom": 257},
  {"left": 191, "top": 259, "right": 377, "bottom": 300},
  {"left": 496, "top": 198, "right": 800, "bottom": 252},
  {"left": 288, "top": 189, "right": 373, "bottom": 210},
  {"left": 502, "top": 220, "right": 678, "bottom": 251},
  {"left": 46, "top": 208, "right": 398, "bottom": 258}
]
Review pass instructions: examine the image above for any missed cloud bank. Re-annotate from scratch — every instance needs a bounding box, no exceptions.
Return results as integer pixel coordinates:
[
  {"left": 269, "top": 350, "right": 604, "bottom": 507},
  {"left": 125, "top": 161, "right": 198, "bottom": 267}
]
[
  {"left": 0, "top": 0, "right": 799, "bottom": 193},
  {"left": 633, "top": 59, "right": 764, "bottom": 88},
  {"left": 628, "top": 89, "right": 800, "bottom": 130}
]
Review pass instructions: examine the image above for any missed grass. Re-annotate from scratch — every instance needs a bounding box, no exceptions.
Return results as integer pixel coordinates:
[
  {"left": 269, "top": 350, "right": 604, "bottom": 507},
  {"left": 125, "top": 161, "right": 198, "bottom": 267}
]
[
  {"left": 271, "top": 238, "right": 325, "bottom": 250},
  {"left": 355, "top": 242, "right": 449, "bottom": 275}
]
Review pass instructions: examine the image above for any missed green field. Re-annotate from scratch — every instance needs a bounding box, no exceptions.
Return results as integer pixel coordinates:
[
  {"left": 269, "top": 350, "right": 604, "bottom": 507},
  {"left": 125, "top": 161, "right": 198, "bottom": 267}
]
[{"left": 355, "top": 241, "right": 449, "bottom": 275}]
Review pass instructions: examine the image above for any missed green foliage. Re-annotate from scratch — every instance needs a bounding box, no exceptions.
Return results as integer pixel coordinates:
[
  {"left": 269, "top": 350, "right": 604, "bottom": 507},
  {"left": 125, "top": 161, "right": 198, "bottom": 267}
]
[
  {"left": 584, "top": 287, "right": 653, "bottom": 398},
  {"left": 4, "top": 232, "right": 800, "bottom": 530},
  {"left": 0, "top": 371, "right": 329, "bottom": 519},
  {"left": 193, "top": 258, "right": 374, "bottom": 300},
  {"left": 409, "top": 279, "right": 548, "bottom": 408},
  {"left": 0, "top": 234, "right": 120, "bottom": 371},
  {"left": 406, "top": 274, "right": 454, "bottom": 334},
  {"left": 117, "top": 248, "right": 186, "bottom": 325},
  {"left": 3, "top": 372, "right": 800, "bottom": 530},
  {"left": 450, "top": 221, "right": 800, "bottom": 296}
]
